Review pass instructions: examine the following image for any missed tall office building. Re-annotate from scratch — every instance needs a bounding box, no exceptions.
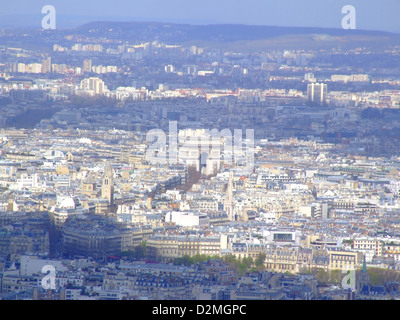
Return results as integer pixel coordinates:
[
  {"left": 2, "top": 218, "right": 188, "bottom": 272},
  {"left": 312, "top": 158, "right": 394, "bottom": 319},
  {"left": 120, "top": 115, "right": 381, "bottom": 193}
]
[
  {"left": 41, "top": 57, "right": 51, "bottom": 74},
  {"left": 80, "top": 77, "right": 107, "bottom": 95},
  {"left": 83, "top": 59, "right": 92, "bottom": 73},
  {"left": 307, "top": 83, "right": 327, "bottom": 106},
  {"left": 17, "top": 63, "right": 26, "bottom": 73}
]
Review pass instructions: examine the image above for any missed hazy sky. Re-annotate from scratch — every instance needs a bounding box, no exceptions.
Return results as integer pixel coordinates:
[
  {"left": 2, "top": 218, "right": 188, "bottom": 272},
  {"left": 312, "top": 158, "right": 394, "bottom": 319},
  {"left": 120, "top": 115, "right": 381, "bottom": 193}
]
[{"left": 1, "top": 0, "right": 400, "bottom": 32}]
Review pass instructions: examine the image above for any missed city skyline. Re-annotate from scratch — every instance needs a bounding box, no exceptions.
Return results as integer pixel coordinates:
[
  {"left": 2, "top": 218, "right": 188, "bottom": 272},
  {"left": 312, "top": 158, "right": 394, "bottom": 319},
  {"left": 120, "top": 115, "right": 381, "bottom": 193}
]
[{"left": 2, "top": 0, "right": 400, "bottom": 303}]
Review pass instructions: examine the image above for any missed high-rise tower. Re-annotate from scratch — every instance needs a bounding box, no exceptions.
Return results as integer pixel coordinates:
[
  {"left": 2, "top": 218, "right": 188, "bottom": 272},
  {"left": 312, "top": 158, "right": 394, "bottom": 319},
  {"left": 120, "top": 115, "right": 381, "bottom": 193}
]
[
  {"left": 83, "top": 59, "right": 92, "bottom": 73},
  {"left": 307, "top": 83, "right": 327, "bottom": 106},
  {"left": 42, "top": 57, "right": 52, "bottom": 74}
]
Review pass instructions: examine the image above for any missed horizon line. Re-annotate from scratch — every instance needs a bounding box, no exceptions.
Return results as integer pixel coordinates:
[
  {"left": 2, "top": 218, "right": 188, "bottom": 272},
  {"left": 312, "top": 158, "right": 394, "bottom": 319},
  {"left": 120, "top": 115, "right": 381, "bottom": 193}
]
[{"left": 0, "top": 14, "right": 398, "bottom": 35}]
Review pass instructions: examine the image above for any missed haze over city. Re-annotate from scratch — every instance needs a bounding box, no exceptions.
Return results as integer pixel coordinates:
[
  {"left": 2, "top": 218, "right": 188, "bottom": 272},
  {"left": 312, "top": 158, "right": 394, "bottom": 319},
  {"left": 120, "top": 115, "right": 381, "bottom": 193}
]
[{"left": 0, "top": 0, "right": 400, "bottom": 306}]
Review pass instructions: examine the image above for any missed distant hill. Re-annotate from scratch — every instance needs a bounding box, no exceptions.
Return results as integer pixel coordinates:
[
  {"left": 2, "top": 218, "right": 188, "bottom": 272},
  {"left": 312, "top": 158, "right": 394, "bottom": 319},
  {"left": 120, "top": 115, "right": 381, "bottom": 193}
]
[
  {"left": 75, "top": 21, "right": 394, "bottom": 41},
  {"left": 71, "top": 21, "right": 400, "bottom": 50},
  {"left": 1, "top": 20, "right": 400, "bottom": 51}
]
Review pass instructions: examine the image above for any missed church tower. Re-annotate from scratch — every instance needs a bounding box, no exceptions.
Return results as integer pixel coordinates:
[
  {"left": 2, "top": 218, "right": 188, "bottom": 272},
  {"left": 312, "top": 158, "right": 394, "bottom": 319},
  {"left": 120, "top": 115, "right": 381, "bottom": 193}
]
[
  {"left": 357, "top": 255, "right": 371, "bottom": 293},
  {"left": 224, "top": 171, "right": 235, "bottom": 221},
  {"left": 101, "top": 162, "right": 114, "bottom": 206}
]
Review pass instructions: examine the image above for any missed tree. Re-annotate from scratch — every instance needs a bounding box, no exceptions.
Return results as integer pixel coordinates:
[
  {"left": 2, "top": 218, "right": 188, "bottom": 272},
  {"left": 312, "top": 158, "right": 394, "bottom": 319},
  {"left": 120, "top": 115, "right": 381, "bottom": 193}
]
[
  {"left": 177, "top": 165, "right": 201, "bottom": 191},
  {"left": 329, "top": 269, "right": 342, "bottom": 284},
  {"left": 315, "top": 268, "right": 329, "bottom": 285},
  {"left": 255, "top": 253, "right": 266, "bottom": 271},
  {"left": 238, "top": 263, "right": 247, "bottom": 277},
  {"left": 193, "top": 254, "right": 213, "bottom": 264},
  {"left": 222, "top": 255, "right": 258, "bottom": 276},
  {"left": 242, "top": 257, "right": 253, "bottom": 269},
  {"left": 133, "top": 245, "right": 143, "bottom": 259},
  {"left": 181, "top": 255, "right": 193, "bottom": 266},
  {"left": 222, "top": 255, "right": 241, "bottom": 274},
  {"left": 69, "top": 94, "right": 118, "bottom": 108},
  {"left": 367, "top": 267, "right": 400, "bottom": 285}
]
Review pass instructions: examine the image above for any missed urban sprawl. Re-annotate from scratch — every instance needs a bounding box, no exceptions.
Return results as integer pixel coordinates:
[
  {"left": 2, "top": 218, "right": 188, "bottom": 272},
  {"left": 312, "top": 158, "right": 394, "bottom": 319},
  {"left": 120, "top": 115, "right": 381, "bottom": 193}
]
[{"left": 1, "top": 27, "right": 400, "bottom": 300}]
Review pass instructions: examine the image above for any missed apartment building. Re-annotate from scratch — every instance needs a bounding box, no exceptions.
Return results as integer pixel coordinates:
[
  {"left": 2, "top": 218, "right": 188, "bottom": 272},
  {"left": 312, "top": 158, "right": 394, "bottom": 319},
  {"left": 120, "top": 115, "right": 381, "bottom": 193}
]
[
  {"left": 146, "top": 235, "right": 222, "bottom": 262},
  {"left": 328, "top": 249, "right": 363, "bottom": 271}
]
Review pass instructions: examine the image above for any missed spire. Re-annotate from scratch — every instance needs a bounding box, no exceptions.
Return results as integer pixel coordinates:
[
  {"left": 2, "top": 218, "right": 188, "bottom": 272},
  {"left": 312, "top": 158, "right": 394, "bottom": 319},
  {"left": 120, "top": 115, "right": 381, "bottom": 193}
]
[
  {"left": 104, "top": 162, "right": 112, "bottom": 178},
  {"left": 224, "top": 171, "right": 234, "bottom": 221},
  {"left": 357, "top": 254, "right": 371, "bottom": 293},
  {"left": 226, "top": 171, "right": 233, "bottom": 200},
  {"left": 362, "top": 255, "right": 367, "bottom": 273}
]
